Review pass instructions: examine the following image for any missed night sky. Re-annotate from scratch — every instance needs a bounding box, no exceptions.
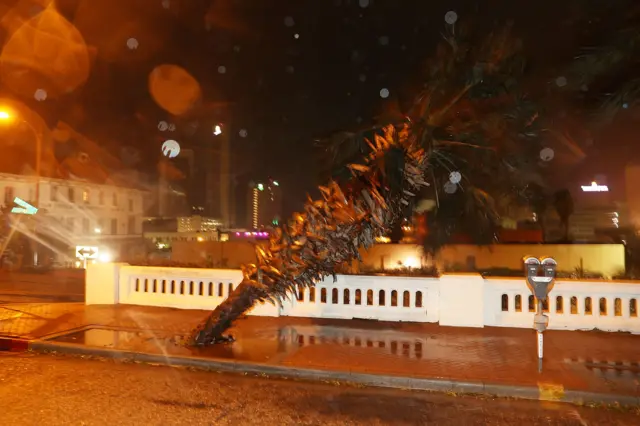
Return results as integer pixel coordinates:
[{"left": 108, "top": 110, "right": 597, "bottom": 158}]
[{"left": 0, "top": 0, "right": 638, "bottom": 216}]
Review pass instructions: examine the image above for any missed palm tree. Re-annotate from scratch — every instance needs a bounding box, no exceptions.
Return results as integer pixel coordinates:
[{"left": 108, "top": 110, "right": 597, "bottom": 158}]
[
  {"left": 185, "top": 21, "right": 550, "bottom": 346},
  {"left": 553, "top": 189, "right": 574, "bottom": 242}
]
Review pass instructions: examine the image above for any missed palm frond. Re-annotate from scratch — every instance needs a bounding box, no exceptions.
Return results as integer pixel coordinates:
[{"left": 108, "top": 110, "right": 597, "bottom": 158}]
[{"left": 187, "top": 124, "right": 429, "bottom": 345}]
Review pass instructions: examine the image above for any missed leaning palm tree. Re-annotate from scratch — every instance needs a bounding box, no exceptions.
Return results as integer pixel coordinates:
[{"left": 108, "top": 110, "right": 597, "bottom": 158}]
[{"left": 185, "top": 21, "right": 547, "bottom": 346}]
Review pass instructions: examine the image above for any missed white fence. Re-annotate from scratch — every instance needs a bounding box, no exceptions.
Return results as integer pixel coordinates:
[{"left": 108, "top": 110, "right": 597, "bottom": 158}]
[{"left": 86, "top": 263, "right": 640, "bottom": 333}]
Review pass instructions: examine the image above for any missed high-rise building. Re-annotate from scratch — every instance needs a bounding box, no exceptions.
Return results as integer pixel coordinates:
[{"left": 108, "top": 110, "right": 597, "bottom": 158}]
[{"left": 247, "top": 179, "right": 282, "bottom": 229}]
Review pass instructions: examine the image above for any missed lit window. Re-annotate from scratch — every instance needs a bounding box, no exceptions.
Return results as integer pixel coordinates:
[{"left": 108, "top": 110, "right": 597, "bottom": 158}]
[
  {"left": 83, "top": 189, "right": 89, "bottom": 203},
  {"left": 3, "top": 186, "right": 13, "bottom": 205}
]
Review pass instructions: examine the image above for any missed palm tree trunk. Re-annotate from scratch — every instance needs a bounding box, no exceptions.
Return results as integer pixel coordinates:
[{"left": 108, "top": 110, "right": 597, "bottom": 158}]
[
  {"left": 561, "top": 219, "right": 569, "bottom": 242},
  {"left": 186, "top": 280, "right": 263, "bottom": 345}
]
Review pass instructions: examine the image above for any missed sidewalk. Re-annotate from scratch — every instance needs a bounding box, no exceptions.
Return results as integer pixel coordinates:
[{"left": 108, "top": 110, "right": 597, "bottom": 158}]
[{"left": 2, "top": 302, "right": 640, "bottom": 403}]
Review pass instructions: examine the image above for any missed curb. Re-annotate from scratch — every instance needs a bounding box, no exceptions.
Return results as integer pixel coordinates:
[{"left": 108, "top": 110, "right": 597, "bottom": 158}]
[
  {"left": 29, "top": 340, "right": 640, "bottom": 407},
  {"left": 0, "top": 336, "right": 30, "bottom": 352}
]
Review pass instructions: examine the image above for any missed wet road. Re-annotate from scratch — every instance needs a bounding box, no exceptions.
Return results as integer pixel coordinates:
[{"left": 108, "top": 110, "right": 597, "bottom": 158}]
[
  {"left": 0, "top": 270, "right": 84, "bottom": 303},
  {"left": 0, "top": 352, "right": 638, "bottom": 425}
]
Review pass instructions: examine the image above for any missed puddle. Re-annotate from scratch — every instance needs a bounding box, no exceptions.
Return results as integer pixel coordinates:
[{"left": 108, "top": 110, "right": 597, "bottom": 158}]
[
  {"left": 48, "top": 323, "right": 525, "bottom": 366},
  {"left": 564, "top": 359, "right": 640, "bottom": 379}
]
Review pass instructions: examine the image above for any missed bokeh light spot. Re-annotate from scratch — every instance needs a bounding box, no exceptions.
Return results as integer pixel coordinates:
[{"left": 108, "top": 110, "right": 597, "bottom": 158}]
[
  {"left": 34, "top": 88, "right": 47, "bottom": 101},
  {"left": 0, "top": 2, "right": 91, "bottom": 99},
  {"left": 126, "top": 37, "right": 139, "bottom": 50},
  {"left": 148, "top": 64, "right": 202, "bottom": 116},
  {"left": 161, "top": 139, "right": 180, "bottom": 158},
  {"left": 443, "top": 181, "right": 457, "bottom": 194},
  {"left": 540, "top": 147, "right": 555, "bottom": 161},
  {"left": 445, "top": 11, "right": 458, "bottom": 24}
]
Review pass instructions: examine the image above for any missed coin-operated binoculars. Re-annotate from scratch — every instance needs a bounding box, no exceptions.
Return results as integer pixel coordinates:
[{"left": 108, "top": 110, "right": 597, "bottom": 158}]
[{"left": 523, "top": 256, "right": 557, "bottom": 371}]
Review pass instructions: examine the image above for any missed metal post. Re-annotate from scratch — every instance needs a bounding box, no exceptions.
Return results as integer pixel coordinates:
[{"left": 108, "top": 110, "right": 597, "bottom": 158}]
[{"left": 536, "top": 298, "right": 544, "bottom": 372}]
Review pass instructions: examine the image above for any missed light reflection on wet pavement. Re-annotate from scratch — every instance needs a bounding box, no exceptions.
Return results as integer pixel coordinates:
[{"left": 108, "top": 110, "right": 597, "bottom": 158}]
[{"left": 48, "top": 316, "right": 640, "bottom": 398}]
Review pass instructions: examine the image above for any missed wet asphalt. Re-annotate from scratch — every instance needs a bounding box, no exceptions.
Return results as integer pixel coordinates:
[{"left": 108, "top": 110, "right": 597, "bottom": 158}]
[{"left": 0, "top": 351, "right": 638, "bottom": 425}]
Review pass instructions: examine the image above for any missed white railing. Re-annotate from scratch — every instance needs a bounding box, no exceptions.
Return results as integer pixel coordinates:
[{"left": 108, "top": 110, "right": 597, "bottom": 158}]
[
  {"left": 485, "top": 278, "right": 640, "bottom": 332},
  {"left": 86, "top": 263, "right": 640, "bottom": 333}
]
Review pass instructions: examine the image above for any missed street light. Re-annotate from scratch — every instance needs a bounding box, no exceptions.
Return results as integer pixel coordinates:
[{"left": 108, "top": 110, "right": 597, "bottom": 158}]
[{"left": 0, "top": 109, "right": 42, "bottom": 206}]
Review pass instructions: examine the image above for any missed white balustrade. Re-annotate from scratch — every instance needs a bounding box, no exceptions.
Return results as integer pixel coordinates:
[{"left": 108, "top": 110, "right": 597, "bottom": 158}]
[{"left": 86, "top": 263, "right": 640, "bottom": 333}]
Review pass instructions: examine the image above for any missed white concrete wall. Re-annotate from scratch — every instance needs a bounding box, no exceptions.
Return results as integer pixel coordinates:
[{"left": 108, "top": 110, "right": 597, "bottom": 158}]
[
  {"left": 485, "top": 277, "right": 640, "bottom": 333},
  {"left": 115, "top": 265, "right": 278, "bottom": 316},
  {"left": 284, "top": 274, "right": 439, "bottom": 323},
  {"left": 438, "top": 274, "right": 485, "bottom": 327},
  {"left": 86, "top": 263, "right": 640, "bottom": 333}
]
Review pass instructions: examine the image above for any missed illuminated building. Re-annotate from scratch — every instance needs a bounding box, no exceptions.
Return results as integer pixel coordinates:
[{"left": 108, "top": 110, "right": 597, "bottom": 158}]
[
  {"left": 247, "top": 179, "right": 282, "bottom": 229},
  {"left": 0, "top": 172, "right": 147, "bottom": 265},
  {"left": 546, "top": 177, "right": 628, "bottom": 242}
]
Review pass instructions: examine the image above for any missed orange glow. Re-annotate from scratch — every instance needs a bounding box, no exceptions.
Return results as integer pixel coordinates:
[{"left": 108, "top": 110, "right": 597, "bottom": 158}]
[
  {"left": 148, "top": 64, "right": 202, "bottom": 116},
  {"left": 0, "top": 2, "right": 91, "bottom": 98}
]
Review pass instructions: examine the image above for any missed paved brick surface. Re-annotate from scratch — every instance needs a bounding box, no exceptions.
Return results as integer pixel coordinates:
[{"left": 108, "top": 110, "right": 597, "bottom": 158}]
[{"left": 3, "top": 303, "right": 640, "bottom": 399}]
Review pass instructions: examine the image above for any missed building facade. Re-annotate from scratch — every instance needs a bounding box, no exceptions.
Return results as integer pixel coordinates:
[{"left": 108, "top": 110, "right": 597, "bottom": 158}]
[{"left": 0, "top": 172, "right": 147, "bottom": 265}]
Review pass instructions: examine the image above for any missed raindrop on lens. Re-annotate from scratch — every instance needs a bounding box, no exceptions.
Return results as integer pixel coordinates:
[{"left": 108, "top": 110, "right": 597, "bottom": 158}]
[
  {"left": 284, "top": 16, "right": 295, "bottom": 27},
  {"left": 540, "top": 147, "right": 554, "bottom": 161},
  {"left": 359, "top": 0, "right": 370, "bottom": 7},
  {"left": 161, "top": 0, "right": 170, "bottom": 9},
  {"left": 218, "top": 66, "right": 226, "bottom": 74},
  {"left": 294, "top": 33, "right": 300, "bottom": 39},
  {"left": 555, "top": 76, "right": 567, "bottom": 87},
  {"left": 379, "top": 88, "right": 390, "bottom": 98},
  {"left": 127, "top": 38, "right": 139, "bottom": 50},
  {"left": 34, "top": 89, "right": 47, "bottom": 101},
  {"left": 161, "top": 140, "right": 180, "bottom": 158},
  {"left": 449, "top": 171, "right": 462, "bottom": 184},
  {"left": 444, "top": 181, "right": 457, "bottom": 194},
  {"left": 158, "top": 121, "right": 168, "bottom": 131},
  {"left": 239, "top": 129, "right": 248, "bottom": 138},
  {"left": 359, "top": 74, "right": 367, "bottom": 82},
  {"left": 378, "top": 36, "right": 389, "bottom": 46},
  {"left": 286, "top": 66, "right": 294, "bottom": 74},
  {"left": 444, "top": 11, "right": 458, "bottom": 24},
  {"left": 168, "top": 123, "right": 176, "bottom": 132}
]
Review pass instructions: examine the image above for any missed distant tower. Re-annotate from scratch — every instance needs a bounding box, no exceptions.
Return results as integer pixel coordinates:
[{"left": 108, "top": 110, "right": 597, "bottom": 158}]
[{"left": 247, "top": 179, "right": 282, "bottom": 229}]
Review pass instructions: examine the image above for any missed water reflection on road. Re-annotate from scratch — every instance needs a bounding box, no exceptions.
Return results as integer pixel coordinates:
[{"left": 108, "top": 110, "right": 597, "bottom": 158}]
[{"left": 50, "top": 321, "right": 524, "bottom": 365}]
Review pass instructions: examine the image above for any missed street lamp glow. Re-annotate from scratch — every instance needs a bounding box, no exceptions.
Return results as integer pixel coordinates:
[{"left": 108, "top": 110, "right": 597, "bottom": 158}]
[
  {"left": 94, "top": 228, "right": 102, "bottom": 234},
  {"left": 273, "top": 181, "right": 279, "bottom": 186},
  {"left": 213, "top": 125, "right": 222, "bottom": 135},
  {"left": 257, "top": 183, "right": 264, "bottom": 191},
  {"left": 0, "top": 110, "right": 12, "bottom": 120}
]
